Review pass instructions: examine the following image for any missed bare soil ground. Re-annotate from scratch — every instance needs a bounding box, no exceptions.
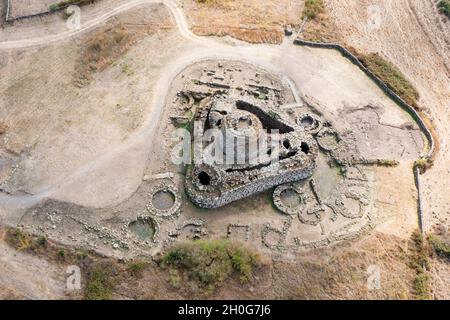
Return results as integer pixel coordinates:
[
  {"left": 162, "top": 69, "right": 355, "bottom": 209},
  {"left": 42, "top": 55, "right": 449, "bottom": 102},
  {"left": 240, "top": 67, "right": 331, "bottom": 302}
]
[
  {"left": 0, "top": 4, "right": 176, "bottom": 206},
  {"left": 0, "top": 228, "right": 67, "bottom": 299}
]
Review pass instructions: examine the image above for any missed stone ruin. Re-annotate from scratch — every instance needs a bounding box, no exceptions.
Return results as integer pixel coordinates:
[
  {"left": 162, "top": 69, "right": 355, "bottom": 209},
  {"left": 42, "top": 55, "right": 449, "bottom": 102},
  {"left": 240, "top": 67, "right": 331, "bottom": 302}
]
[
  {"left": 178, "top": 61, "right": 375, "bottom": 215},
  {"left": 185, "top": 96, "right": 318, "bottom": 208},
  {"left": 15, "top": 59, "right": 419, "bottom": 258}
]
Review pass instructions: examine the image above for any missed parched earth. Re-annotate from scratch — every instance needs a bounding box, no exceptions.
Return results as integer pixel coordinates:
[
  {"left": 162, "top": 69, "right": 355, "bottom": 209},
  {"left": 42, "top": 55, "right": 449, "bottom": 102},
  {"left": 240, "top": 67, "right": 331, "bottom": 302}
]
[
  {"left": 0, "top": 0, "right": 448, "bottom": 299},
  {"left": 180, "top": 0, "right": 303, "bottom": 44}
]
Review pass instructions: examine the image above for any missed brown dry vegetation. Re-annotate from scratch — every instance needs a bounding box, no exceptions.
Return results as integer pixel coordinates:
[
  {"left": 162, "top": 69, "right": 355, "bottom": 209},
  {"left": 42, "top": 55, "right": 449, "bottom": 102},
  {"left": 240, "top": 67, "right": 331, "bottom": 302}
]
[
  {"left": 438, "top": 0, "right": 450, "bottom": 18},
  {"left": 192, "top": 26, "right": 284, "bottom": 44},
  {"left": 1, "top": 226, "right": 431, "bottom": 299},
  {"left": 349, "top": 50, "right": 420, "bottom": 108},
  {"left": 428, "top": 225, "right": 450, "bottom": 299},
  {"left": 0, "top": 122, "right": 7, "bottom": 135},
  {"left": 301, "top": 0, "right": 341, "bottom": 43},
  {"left": 74, "top": 21, "right": 174, "bottom": 86},
  {"left": 183, "top": 0, "right": 303, "bottom": 44},
  {"left": 161, "top": 239, "right": 264, "bottom": 290},
  {"left": 4, "top": 227, "right": 98, "bottom": 268}
]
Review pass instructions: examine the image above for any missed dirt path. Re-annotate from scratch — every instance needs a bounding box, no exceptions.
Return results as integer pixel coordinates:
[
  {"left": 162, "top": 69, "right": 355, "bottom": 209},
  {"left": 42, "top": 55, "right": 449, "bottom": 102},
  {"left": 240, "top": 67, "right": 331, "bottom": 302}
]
[{"left": 0, "top": 0, "right": 301, "bottom": 217}]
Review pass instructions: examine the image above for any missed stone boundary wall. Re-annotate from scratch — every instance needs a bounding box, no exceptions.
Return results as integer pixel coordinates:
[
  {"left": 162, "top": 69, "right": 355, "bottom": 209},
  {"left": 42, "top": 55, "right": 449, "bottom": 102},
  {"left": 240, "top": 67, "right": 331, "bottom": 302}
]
[
  {"left": 5, "top": 3, "right": 54, "bottom": 22},
  {"left": 7, "top": 10, "right": 53, "bottom": 22},
  {"left": 5, "top": 0, "right": 96, "bottom": 22},
  {"left": 5, "top": 0, "right": 11, "bottom": 21},
  {"left": 293, "top": 39, "right": 435, "bottom": 160},
  {"left": 414, "top": 167, "right": 425, "bottom": 233}
]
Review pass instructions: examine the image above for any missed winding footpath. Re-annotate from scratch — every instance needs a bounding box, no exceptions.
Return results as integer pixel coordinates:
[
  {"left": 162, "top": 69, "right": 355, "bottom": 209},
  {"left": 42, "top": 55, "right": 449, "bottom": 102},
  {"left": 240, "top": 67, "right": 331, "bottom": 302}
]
[{"left": 0, "top": 0, "right": 182, "bottom": 49}]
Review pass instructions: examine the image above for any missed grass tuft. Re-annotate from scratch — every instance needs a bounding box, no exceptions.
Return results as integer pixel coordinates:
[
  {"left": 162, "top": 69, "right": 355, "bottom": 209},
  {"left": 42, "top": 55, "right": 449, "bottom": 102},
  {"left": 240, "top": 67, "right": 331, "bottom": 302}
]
[
  {"left": 438, "top": 0, "right": 450, "bottom": 18},
  {"left": 428, "top": 234, "right": 450, "bottom": 259},
  {"left": 409, "top": 231, "right": 432, "bottom": 299},
  {"left": 5, "top": 228, "right": 33, "bottom": 251},
  {"left": 414, "top": 158, "right": 432, "bottom": 174},
  {"left": 84, "top": 264, "right": 117, "bottom": 300},
  {"left": 37, "top": 236, "right": 48, "bottom": 247},
  {"left": 57, "top": 249, "right": 66, "bottom": 259},
  {"left": 162, "top": 239, "right": 262, "bottom": 287},
  {"left": 127, "top": 261, "right": 148, "bottom": 278}
]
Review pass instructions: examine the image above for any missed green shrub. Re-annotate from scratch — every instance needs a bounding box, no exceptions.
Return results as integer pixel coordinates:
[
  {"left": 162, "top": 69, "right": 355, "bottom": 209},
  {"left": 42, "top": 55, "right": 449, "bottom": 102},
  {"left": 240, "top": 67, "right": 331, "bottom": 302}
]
[
  {"left": 6, "top": 228, "right": 32, "bottom": 251},
  {"left": 230, "top": 247, "right": 254, "bottom": 282},
  {"left": 37, "top": 236, "right": 48, "bottom": 247},
  {"left": 414, "top": 273, "right": 431, "bottom": 299},
  {"left": 428, "top": 234, "right": 450, "bottom": 259},
  {"left": 85, "top": 265, "right": 116, "bottom": 300},
  {"left": 57, "top": 249, "right": 66, "bottom": 259},
  {"left": 163, "top": 239, "right": 261, "bottom": 287},
  {"left": 127, "top": 261, "right": 148, "bottom": 278},
  {"left": 414, "top": 158, "right": 430, "bottom": 174},
  {"left": 438, "top": 0, "right": 450, "bottom": 18},
  {"left": 409, "top": 232, "right": 429, "bottom": 270},
  {"left": 303, "top": 0, "right": 324, "bottom": 20},
  {"left": 49, "top": 4, "right": 59, "bottom": 11},
  {"left": 409, "top": 232, "right": 432, "bottom": 299}
]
